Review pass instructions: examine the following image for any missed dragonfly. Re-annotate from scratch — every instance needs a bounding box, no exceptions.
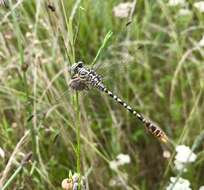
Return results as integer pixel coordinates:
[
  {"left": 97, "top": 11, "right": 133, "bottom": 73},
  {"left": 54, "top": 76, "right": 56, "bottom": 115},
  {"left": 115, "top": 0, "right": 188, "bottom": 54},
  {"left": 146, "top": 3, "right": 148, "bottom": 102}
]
[{"left": 69, "top": 61, "right": 168, "bottom": 143}]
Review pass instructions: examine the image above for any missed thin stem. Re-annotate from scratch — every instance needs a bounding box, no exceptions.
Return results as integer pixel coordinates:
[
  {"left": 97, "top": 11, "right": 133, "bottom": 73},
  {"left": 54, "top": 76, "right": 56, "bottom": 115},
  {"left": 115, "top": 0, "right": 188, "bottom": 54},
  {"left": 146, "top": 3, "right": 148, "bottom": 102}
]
[
  {"left": 76, "top": 92, "right": 81, "bottom": 174},
  {"left": 1, "top": 166, "right": 23, "bottom": 190},
  {"left": 91, "top": 31, "right": 113, "bottom": 66}
]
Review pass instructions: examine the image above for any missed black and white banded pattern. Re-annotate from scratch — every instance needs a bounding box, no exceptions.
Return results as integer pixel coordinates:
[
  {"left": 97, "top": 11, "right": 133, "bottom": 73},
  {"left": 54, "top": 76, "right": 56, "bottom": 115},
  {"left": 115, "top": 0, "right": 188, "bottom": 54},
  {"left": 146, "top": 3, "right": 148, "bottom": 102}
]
[{"left": 70, "top": 61, "right": 168, "bottom": 143}]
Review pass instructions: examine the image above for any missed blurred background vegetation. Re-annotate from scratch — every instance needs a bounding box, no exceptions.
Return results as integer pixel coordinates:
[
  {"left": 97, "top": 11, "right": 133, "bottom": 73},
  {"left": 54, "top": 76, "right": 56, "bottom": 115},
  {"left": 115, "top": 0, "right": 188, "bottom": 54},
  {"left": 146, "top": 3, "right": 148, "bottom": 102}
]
[{"left": 0, "top": 0, "right": 204, "bottom": 189}]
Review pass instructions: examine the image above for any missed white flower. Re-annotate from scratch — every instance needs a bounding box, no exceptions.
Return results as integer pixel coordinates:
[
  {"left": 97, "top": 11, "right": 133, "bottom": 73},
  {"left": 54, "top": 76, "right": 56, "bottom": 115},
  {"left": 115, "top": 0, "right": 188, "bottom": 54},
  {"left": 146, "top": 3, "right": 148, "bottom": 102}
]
[
  {"left": 174, "top": 145, "right": 197, "bottom": 172},
  {"left": 0, "top": 147, "right": 5, "bottom": 159},
  {"left": 113, "top": 2, "right": 135, "bottom": 18},
  {"left": 168, "top": 0, "right": 186, "bottom": 6},
  {"left": 194, "top": 1, "right": 204, "bottom": 13},
  {"left": 198, "top": 35, "right": 204, "bottom": 47},
  {"left": 174, "top": 160, "right": 187, "bottom": 172},
  {"left": 199, "top": 186, "right": 204, "bottom": 190},
  {"left": 109, "top": 154, "right": 131, "bottom": 170},
  {"left": 178, "top": 8, "right": 192, "bottom": 16},
  {"left": 166, "top": 177, "right": 192, "bottom": 190},
  {"left": 109, "top": 160, "right": 119, "bottom": 170},
  {"left": 116, "top": 154, "right": 131, "bottom": 165},
  {"left": 175, "top": 145, "right": 197, "bottom": 163}
]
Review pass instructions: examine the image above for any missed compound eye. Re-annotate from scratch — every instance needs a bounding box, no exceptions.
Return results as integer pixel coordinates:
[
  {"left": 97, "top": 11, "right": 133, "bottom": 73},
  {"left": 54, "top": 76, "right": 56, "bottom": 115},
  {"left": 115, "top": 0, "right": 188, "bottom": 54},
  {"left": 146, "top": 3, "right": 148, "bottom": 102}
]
[
  {"left": 70, "top": 61, "right": 83, "bottom": 73},
  {"left": 77, "top": 61, "right": 84, "bottom": 68}
]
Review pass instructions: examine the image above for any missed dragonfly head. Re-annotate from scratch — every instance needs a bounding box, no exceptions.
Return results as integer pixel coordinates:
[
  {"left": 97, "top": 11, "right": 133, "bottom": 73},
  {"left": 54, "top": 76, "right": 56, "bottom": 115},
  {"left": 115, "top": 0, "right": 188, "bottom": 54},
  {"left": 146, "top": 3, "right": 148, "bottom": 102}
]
[{"left": 70, "top": 61, "right": 84, "bottom": 75}]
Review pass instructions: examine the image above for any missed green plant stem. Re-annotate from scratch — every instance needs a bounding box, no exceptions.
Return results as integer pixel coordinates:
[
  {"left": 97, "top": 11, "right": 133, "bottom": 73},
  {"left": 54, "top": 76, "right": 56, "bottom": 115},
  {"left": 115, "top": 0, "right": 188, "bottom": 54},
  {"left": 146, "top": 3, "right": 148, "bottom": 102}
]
[
  {"left": 1, "top": 166, "right": 23, "bottom": 190},
  {"left": 76, "top": 92, "right": 81, "bottom": 174},
  {"left": 91, "top": 30, "right": 113, "bottom": 66}
]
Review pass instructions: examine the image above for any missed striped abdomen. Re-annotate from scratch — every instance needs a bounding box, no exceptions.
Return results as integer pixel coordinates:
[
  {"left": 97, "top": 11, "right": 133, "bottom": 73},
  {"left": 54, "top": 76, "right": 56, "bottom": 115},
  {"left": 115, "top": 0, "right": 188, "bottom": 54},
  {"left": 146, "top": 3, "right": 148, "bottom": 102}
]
[{"left": 97, "top": 84, "right": 168, "bottom": 143}]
